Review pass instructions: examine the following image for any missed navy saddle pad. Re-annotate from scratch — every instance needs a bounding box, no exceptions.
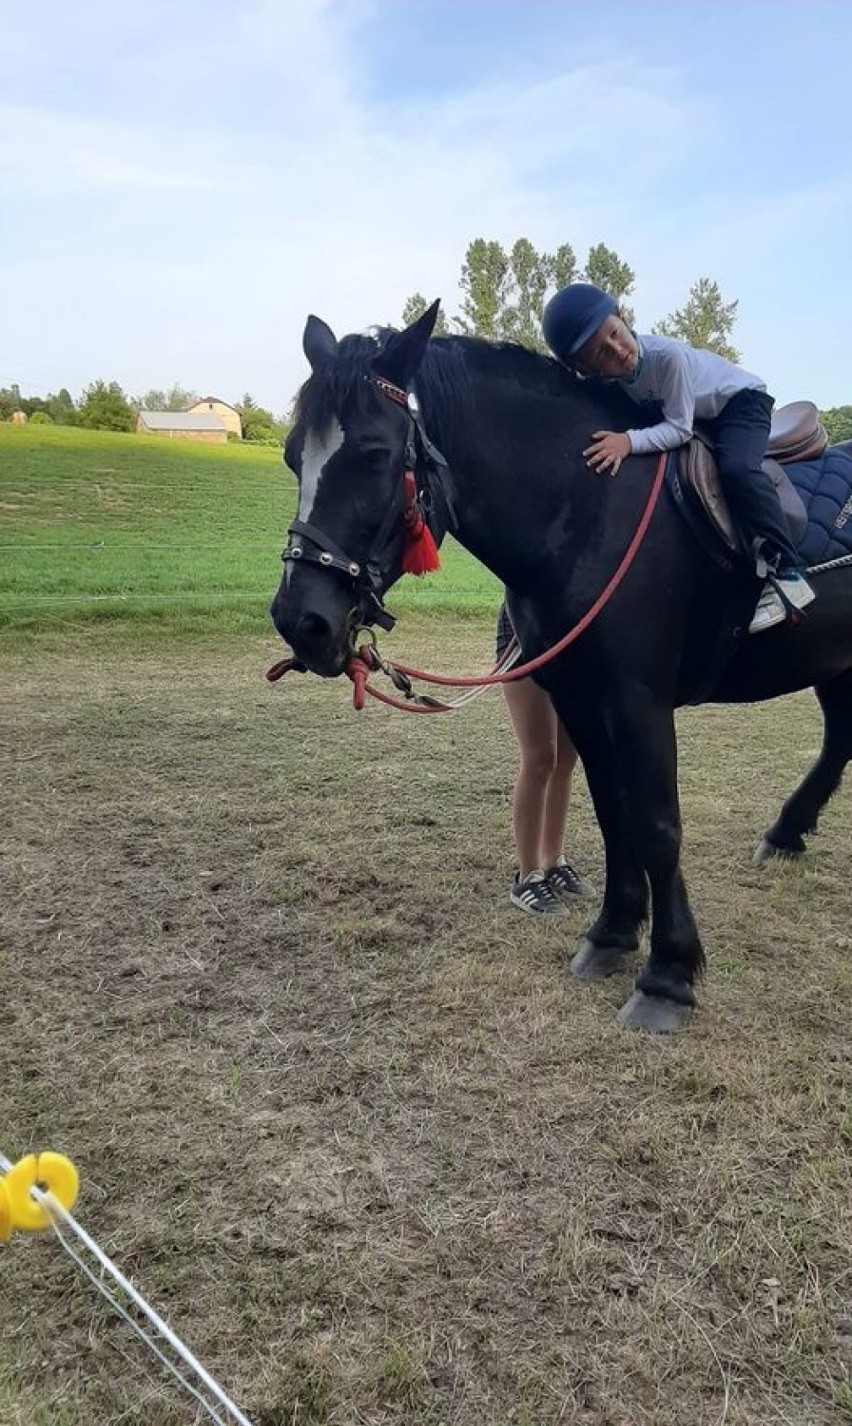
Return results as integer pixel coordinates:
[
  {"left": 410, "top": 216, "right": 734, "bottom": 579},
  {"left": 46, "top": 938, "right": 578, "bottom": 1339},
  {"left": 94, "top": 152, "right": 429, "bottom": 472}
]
[{"left": 789, "top": 441, "right": 852, "bottom": 566}]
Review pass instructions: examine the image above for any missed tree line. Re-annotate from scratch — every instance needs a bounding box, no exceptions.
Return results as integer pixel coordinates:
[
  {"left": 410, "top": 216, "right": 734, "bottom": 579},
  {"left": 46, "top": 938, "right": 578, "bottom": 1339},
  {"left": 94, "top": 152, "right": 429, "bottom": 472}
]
[
  {"left": 0, "top": 381, "right": 288, "bottom": 444},
  {"left": 401, "top": 237, "right": 743, "bottom": 359},
  {"left": 401, "top": 236, "right": 852, "bottom": 443}
]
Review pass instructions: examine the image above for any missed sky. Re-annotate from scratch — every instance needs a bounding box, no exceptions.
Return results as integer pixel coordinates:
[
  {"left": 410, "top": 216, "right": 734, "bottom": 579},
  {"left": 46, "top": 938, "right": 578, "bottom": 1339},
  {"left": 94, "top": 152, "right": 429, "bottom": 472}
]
[{"left": 2, "top": 0, "right": 851, "bottom": 415}]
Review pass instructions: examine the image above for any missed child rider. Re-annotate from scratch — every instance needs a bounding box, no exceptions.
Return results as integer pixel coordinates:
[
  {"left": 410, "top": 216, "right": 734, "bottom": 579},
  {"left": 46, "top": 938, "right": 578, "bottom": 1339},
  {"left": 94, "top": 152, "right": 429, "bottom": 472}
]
[{"left": 542, "top": 282, "right": 815, "bottom": 633}]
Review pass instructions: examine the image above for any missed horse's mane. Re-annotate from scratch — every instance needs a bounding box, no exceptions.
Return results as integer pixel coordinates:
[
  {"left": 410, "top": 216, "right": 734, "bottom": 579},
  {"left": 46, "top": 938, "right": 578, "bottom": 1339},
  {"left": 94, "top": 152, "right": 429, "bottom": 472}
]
[
  {"left": 418, "top": 336, "right": 648, "bottom": 431},
  {"left": 293, "top": 328, "right": 652, "bottom": 442}
]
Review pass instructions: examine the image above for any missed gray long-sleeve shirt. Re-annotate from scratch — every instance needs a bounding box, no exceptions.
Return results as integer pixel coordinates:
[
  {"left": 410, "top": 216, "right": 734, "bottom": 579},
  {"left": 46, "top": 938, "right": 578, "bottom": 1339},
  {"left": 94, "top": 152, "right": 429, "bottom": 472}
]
[{"left": 617, "top": 334, "right": 767, "bottom": 455}]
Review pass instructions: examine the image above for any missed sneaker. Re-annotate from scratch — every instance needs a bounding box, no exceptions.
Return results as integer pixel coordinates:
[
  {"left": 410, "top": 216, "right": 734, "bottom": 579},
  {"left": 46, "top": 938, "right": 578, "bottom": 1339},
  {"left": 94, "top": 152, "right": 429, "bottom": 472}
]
[
  {"left": 749, "top": 573, "right": 815, "bottom": 635},
  {"left": 775, "top": 571, "right": 815, "bottom": 611},
  {"left": 510, "top": 870, "right": 566, "bottom": 914},
  {"left": 546, "top": 857, "right": 595, "bottom": 901}
]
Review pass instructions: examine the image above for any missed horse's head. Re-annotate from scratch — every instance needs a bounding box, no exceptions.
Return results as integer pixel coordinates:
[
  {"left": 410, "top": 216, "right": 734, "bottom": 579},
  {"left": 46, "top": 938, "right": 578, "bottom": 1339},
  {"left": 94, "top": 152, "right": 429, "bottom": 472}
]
[{"left": 271, "top": 302, "right": 441, "bottom": 676}]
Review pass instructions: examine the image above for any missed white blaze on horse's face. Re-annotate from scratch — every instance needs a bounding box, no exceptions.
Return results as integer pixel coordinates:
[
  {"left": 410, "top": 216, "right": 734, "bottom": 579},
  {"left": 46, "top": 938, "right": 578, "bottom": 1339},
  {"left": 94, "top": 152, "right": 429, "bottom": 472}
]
[
  {"left": 287, "top": 417, "right": 345, "bottom": 586},
  {"left": 298, "top": 417, "right": 345, "bottom": 522}
]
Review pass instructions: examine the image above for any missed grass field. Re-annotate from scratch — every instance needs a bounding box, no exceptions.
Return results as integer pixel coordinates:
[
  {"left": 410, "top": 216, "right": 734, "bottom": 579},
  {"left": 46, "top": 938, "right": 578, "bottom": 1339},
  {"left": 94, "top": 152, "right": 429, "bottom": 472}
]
[
  {"left": 0, "top": 425, "right": 501, "bottom": 639},
  {"left": 2, "top": 427, "right": 852, "bottom": 1425}
]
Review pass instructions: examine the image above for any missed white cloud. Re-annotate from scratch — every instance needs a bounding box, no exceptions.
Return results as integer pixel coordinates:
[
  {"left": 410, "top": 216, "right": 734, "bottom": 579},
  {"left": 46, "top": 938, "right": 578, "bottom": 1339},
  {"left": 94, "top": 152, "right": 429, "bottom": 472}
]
[
  {"left": 2, "top": 34, "right": 701, "bottom": 408},
  {"left": 0, "top": 106, "right": 242, "bottom": 195},
  {"left": 2, "top": 1, "right": 851, "bottom": 410}
]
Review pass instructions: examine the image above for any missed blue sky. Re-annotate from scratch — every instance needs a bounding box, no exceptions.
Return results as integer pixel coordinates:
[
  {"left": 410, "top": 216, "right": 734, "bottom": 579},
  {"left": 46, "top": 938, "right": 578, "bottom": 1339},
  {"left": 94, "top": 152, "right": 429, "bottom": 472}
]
[{"left": 2, "top": 0, "right": 851, "bottom": 413}]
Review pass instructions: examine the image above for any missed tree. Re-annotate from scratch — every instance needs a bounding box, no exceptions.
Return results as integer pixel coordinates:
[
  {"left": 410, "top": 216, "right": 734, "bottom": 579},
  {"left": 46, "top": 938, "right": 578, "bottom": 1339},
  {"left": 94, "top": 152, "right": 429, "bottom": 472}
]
[
  {"left": 78, "top": 380, "right": 135, "bottom": 432},
  {"left": 0, "top": 385, "right": 22, "bottom": 420},
  {"left": 457, "top": 239, "right": 514, "bottom": 340},
  {"left": 401, "top": 293, "right": 450, "bottom": 336},
  {"left": 583, "top": 242, "right": 635, "bottom": 325},
  {"left": 46, "top": 388, "right": 78, "bottom": 426},
  {"left": 28, "top": 411, "right": 53, "bottom": 424},
  {"left": 20, "top": 395, "right": 51, "bottom": 417},
  {"left": 500, "top": 239, "right": 554, "bottom": 350},
  {"left": 237, "top": 394, "right": 284, "bottom": 444},
  {"left": 654, "top": 278, "right": 740, "bottom": 361},
  {"left": 551, "top": 243, "right": 579, "bottom": 293},
  {"left": 137, "top": 384, "right": 199, "bottom": 412},
  {"left": 820, "top": 406, "right": 852, "bottom": 445}
]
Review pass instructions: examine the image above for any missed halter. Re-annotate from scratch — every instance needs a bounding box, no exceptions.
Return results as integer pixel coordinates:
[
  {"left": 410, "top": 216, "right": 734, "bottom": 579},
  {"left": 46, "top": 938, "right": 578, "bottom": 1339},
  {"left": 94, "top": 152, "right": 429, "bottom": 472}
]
[{"left": 280, "top": 374, "right": 449, "bottom": 634}]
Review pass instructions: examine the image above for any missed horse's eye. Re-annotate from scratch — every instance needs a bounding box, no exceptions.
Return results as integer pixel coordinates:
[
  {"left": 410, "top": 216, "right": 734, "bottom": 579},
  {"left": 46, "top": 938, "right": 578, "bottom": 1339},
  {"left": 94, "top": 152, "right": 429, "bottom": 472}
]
[{"left": 357, "top": 443, "right": 394, "bottom": 465}]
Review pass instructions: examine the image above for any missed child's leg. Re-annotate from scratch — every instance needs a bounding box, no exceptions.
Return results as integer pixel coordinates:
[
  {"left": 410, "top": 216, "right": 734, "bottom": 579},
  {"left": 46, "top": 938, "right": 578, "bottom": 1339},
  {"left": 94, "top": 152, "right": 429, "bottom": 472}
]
[{"left": 710, "top": 389, "right": 801, "bottom": 572}]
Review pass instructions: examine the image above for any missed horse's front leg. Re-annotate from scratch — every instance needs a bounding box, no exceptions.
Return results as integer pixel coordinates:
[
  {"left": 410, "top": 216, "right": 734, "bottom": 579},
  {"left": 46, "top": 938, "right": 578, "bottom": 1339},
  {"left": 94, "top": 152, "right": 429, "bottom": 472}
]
[
  {"left": 551, "top": 701, "right": 649, "bottom": 981},
  {"left": 610, "top": 694, "right": 705, "bottom": 1032}
]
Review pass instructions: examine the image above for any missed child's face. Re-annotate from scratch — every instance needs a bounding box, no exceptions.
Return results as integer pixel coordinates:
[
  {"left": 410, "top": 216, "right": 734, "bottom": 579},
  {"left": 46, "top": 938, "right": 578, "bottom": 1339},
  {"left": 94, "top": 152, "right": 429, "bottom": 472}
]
[{"left": 574, "top": 315, "right": 639, "bottom": 379}]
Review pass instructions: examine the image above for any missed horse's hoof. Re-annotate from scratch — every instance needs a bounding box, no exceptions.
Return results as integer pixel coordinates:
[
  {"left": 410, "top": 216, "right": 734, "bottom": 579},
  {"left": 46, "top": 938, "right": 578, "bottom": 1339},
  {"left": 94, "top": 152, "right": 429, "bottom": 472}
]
[
  {"left": 617, "top": 990, "right": 693, "bottom": 1034},
  {"left": 752, "top": 837, "right": 804, "bottom": 866},
  {"left": 570, "top": 938, "right": 634, "bottom": 982}
]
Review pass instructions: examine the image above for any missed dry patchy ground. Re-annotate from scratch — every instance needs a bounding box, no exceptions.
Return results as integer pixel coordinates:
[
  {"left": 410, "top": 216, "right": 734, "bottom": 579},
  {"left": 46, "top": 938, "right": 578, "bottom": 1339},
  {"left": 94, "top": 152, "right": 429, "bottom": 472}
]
[{"left": 2, "top": 622, "right": 852, "bottom": 1426}]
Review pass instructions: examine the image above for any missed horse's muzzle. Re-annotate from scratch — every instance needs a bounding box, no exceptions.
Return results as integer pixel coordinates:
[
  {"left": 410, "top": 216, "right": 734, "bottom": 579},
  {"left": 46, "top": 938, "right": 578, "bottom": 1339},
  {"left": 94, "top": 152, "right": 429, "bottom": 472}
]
[{"left": 270, "top": 600, "right": 348, "bottom": 678}]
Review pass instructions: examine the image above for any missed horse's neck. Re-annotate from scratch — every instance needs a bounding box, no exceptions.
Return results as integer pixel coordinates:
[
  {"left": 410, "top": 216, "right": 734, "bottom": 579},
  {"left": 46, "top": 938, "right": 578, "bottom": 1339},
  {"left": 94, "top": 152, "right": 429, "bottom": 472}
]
[{"left": 423, "top": 377, "right": 615, "bottom": 594}]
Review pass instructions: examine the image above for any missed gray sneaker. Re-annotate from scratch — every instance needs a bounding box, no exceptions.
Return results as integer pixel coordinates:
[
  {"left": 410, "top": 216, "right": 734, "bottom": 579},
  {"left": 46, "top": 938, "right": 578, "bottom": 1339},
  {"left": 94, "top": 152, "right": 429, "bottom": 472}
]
[
  {"left": 546, "top": 858, "right": 595, "bottom": 901},
  {"left": 510, "top": 871, "right": 566, "bottom": 914}
]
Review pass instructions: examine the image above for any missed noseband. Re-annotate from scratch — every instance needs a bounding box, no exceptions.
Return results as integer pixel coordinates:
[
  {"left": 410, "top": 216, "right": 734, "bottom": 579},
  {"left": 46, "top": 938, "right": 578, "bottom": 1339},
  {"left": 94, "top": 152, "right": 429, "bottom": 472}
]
[{"left": 281, "top": 375, "right": 448, "bottom": 633}]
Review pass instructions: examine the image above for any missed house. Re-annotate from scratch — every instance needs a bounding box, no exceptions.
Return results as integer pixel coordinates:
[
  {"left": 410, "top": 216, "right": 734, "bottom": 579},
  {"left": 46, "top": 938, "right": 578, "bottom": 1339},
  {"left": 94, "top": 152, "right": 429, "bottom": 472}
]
[
  {"left": 186, "top": 397, "right": 242, "bottom": 439},
  {"left": 136, "top": 411, "right": 228, "bottom": 444}
]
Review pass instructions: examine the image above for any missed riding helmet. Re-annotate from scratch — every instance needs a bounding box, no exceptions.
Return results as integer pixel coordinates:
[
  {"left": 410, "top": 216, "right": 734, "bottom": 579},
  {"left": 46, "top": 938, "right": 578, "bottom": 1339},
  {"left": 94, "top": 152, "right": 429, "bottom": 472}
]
[{"left": 542, "top": 283, "right": 619, "bottom": 362}]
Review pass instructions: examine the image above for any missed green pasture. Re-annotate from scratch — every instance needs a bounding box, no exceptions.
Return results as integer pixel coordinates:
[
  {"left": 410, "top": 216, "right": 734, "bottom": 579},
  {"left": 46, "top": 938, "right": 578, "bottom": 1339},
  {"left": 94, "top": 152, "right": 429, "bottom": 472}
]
[{"left": 0, "top": 425, "right": 501, "bottom": 640}]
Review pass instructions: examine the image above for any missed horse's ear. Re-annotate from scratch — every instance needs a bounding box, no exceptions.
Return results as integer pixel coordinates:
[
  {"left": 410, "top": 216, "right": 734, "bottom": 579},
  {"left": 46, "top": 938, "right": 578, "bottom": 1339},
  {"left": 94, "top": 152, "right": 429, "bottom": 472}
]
[
  {"left": 303, "top": 315, "right": 339, "bottom": 371},
  {"left": 372, "top": 300, "right": 441, "bottom": 389}
]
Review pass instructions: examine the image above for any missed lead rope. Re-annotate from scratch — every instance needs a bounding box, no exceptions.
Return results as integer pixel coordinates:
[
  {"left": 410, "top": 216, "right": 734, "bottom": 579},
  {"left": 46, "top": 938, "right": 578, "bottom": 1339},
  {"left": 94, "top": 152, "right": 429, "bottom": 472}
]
[
  {"left": 268, "top": 452, "right": 666, "bottom": 715},
  {"left": 0, "top": 1149, "right": 254, "bottom": 1426},
  {"left": 341, "top": 451, "right": 665, "bottom": 713},
  {"left": 345, "top": 635, "right": 522, "bottom": 713}
]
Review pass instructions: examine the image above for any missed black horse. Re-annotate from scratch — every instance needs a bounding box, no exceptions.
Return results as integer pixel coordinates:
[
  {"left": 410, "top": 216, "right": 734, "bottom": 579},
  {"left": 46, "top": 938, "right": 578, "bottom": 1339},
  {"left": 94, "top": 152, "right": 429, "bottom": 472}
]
[{"left": 271, "top": 303, "right": 852, "bottom": 1032}]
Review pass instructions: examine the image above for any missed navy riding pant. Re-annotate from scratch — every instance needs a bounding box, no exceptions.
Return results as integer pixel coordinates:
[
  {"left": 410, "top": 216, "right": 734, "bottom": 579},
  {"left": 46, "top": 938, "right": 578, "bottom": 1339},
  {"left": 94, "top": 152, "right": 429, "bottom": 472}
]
[{"left": 704, "top": 388, "right": 800, "bottom": 572}]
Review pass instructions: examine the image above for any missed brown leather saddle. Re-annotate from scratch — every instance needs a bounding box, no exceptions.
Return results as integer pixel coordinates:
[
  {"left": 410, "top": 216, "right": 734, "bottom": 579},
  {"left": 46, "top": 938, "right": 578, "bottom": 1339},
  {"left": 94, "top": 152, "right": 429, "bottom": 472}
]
[{"left": 677, "top": 400, "right": 825, "bottom": 553}]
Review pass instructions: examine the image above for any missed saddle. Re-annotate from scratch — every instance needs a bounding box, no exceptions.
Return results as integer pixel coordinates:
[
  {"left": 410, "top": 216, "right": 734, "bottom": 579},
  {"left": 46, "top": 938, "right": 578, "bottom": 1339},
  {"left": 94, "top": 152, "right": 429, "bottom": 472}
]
[
  {"left": 766, "top": 401, "right": 829, "bottom": 464},
  {"left": 676, "top": 400, "right": 824, "bottom": 558}
]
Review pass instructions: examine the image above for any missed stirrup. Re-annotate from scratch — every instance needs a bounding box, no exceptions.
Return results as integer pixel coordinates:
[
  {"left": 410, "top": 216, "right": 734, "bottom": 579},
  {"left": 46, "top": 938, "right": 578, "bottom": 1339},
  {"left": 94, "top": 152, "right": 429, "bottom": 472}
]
[
  {"left": 768, "top": 576, "right": 799, "bottom": 619},
  {"left": 768, "top": 573, "right": 815, "bottom": 620}
]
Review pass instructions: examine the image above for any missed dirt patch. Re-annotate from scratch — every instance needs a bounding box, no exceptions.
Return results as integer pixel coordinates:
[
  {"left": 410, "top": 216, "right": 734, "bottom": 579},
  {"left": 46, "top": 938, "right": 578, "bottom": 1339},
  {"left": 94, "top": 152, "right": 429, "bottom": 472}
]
[{"left": 2, "top": 626, "right": 851, "bottom": 1425}]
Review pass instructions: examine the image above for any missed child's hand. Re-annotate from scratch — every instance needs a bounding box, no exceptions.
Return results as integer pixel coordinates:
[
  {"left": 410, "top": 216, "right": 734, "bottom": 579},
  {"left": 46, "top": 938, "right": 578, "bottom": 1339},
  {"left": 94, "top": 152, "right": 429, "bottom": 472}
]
[{"left": 583, "top": 431, "right": 631, "bottom": 476}]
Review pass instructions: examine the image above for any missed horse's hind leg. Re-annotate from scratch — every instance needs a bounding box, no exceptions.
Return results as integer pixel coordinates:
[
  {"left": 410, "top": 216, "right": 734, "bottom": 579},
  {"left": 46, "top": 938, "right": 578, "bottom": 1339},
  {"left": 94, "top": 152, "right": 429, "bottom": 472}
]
[{"left": 754, "top": 670, "right": 852, "bottom": 864}]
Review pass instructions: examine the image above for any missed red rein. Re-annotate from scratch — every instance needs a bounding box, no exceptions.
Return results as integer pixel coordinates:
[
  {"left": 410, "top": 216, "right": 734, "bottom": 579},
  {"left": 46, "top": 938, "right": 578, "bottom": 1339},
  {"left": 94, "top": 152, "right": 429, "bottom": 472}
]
[{"left": 269, "top": 452, "right": 666, "bottom": 715}]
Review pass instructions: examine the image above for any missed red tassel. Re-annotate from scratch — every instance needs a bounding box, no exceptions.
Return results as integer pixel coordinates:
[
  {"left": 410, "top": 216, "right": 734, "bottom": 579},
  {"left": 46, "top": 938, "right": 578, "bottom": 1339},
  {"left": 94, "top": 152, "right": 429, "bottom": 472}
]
[
  {"left": 401, "top": 516, "right": 441, "bottom": 576},
  {"left": 400, "top": 470, "right": 440, "bottom": 576}
]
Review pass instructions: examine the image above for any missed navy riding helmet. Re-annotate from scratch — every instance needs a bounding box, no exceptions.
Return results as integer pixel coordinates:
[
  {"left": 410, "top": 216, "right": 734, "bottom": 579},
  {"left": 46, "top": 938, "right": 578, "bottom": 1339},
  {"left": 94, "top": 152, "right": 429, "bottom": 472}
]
[{"left": 542, "top": 283, "right": 618, "bottom": 364}]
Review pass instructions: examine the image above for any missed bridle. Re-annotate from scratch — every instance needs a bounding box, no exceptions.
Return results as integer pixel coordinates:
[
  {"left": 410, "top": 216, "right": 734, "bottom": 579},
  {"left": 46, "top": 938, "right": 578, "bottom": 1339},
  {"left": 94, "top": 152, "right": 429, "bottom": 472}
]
[
  {"left": 280, "top": 373, "right": 449, "bottom": 635},
  {"left": 271, "top": 440, "right": 669, "bottom": 712},
  {"left": 273, "top": 366, "right": 667, "bottom": 715}
]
